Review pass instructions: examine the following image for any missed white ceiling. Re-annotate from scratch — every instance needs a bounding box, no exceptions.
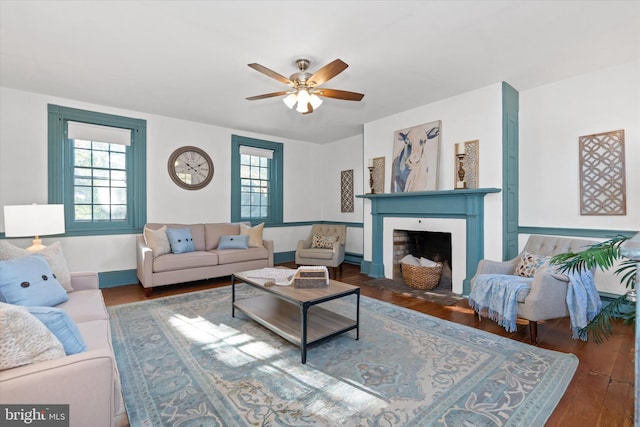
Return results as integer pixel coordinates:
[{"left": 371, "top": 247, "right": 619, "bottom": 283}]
[{"left": 1, "top": 1, "right": 639, "bottom": 144}]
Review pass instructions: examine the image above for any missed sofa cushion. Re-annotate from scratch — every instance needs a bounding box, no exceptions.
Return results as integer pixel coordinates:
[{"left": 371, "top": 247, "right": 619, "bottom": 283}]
[
  {"left": 218, "top": 235, "right": 249, "bottom": 250},
  {"left": 57, "top": 289, "right": 109, "bottom": 323},
  {"left": 0, "top": 255, "right": 69, "bottom": 307},
  {"left": 27, "top": 306, "right": 87, "bottom": 355},
  {"left": 240, "top": 222, "right": 264, "bottom": 247},
  {"left": 297, "top": 248, "right": 335, "bottom": 260},
  {"left": 204, "top": 223, "right": 242, "bottom": 250},
  {"left": 152, "top": 251, "right": 219, "bottom": 273},
  {"left": 215, "top": 247, "right": 269, "bottom": 264},
  {"left": 147, "top": 223, "right": 206, "bottom": 251},
  {"left": 0, "top": 241, "right": 73, "bottom": 292},
  {"left": 0, "top": 302, "right": 66, "bottom": 370},
  {"left": 166, "top": 227, "right": 196, "bottom": 254},
  {"left": 144, "top": 225, "right": 171, "bottom": 257}
]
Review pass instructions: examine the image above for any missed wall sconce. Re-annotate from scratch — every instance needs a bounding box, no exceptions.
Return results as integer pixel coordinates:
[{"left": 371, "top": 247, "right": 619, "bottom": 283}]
[
  {"left": 455, "top": 143, "right": 467, "bottom": 189},
  {"left": 3, "top": 204, "right": 66, "bottom": 251}
]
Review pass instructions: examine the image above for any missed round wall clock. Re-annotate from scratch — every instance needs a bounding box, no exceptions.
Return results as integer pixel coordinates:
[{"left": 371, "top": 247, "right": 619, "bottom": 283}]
[{"left": 167, "top": 146, "right": 214, "bottom": 190}]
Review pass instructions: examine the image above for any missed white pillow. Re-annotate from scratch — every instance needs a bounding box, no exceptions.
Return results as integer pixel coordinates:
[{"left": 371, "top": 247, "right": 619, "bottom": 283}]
[
  {"left": 240, "top": 222, "right": 264, "bottom": 247},
  {"left": 419, "top": 257, "right": 439, "bottom": 267},
  {"left": 400, "top": 254, "right": 420, "bottom": 266},
  {"left": 0, "top": 241, "right": 72, "bottom": 292},
  {"left": 0, "top": 302, "right": 65, "bottom": 371},
  {"left": 144, "top": 226, "right": 171, "bottom": 257}
]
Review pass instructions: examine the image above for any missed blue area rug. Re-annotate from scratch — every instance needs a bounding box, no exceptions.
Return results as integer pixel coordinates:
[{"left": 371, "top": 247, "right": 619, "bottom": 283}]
[{"left": 108, "top": 285, "right": 578, "bottom": 426}]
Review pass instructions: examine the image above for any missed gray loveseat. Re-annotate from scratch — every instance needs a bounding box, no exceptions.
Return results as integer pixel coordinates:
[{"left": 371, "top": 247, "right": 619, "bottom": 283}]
[{"left": 136, "top": 222, "right": 274, "bottom": 296}]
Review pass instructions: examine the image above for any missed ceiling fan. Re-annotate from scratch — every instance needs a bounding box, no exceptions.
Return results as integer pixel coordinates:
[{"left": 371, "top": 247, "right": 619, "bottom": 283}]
[{"left": 246, "top": 58, "right": 364, "bottom": 114}]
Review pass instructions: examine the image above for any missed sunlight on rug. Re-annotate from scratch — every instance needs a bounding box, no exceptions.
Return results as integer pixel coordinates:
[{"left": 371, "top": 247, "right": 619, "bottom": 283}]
[{"left": 108, "top": 285, "right": 578, "bottom": 426}]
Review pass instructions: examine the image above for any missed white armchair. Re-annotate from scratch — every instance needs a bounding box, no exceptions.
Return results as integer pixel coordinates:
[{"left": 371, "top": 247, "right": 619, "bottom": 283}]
[
  {"left": 295, "top": 224, "right": 346, "bottom": 278},
  {"left": 471, "top": 234, "right": 597, "bottom": 343}
]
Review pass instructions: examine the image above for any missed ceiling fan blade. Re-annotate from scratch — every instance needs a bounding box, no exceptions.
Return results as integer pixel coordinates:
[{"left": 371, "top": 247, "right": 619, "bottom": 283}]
[
  {"left": 246, "top": 91, "right": 289, "bottom": 100},
  {"left": 314, "top": 88, "right": 364, "bottom": 101},
  {"left": 247, "top": 63, "right": 292, "bottom": 85},
  {"left": 308, "top": 59, "right": 348, "bottom": 86}
]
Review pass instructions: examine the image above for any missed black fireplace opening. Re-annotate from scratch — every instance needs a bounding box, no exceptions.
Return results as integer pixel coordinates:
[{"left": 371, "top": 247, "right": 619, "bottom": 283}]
[{"left": 393, "top": 230, "right": 453, "bottom": 289}]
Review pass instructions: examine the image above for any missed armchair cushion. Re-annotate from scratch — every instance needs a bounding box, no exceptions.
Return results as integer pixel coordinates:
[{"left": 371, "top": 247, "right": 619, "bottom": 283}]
[
  {"left": 312, "top": 234, "right": 338, "bottom": 249},
  {"left": 515, "top": 252, "right": 553, "bottom": 278}
]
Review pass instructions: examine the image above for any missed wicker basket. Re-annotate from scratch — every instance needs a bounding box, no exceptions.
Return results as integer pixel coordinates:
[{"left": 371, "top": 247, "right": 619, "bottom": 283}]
[{"left": 400, "top": 262, "right": 443, "bottom": 290}]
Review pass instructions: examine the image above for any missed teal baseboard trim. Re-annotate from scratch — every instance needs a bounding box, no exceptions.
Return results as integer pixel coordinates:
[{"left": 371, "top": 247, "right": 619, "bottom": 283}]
[
  {"left": 518, "top": 227, "right": 637, "bottom": 239},
  {"left": 98, "top": 269, "right": 138, "bottom": 289},
  {"left": 344, "top": 252, "right": 363, "bottom": 265},
  {"left": 275, "top": 251, "right": 364, "bottom": 266},
  {"left": 274, "top": 251, "right": 295, "bottom": 264},
  {"left": 360, "top": 260, "right": 371, "bottom": 275},
  {"left": 266, "top": 220, "right": 363, "bottom": 228}
]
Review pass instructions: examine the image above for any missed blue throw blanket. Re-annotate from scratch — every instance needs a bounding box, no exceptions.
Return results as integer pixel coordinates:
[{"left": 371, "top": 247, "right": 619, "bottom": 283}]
[
  {"left": 468, "top": 274, "right": 533, "bottom": 333},
  {"left": 469, "top": 270, "right": 602, "bottom": 340},
  {"left": 566, "top": 269, "right": 602, "bottom": 340}
]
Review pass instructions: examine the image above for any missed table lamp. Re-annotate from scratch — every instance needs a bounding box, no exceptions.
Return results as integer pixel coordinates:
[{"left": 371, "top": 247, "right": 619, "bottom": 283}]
[{"left": 3, "top": 204, "right": 65, "bottom": 252}]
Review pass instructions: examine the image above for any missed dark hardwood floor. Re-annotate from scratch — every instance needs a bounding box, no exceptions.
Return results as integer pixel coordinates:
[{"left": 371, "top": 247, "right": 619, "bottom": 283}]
[{"left": 102, "top": 262, "right": 635, "bottom": 426}]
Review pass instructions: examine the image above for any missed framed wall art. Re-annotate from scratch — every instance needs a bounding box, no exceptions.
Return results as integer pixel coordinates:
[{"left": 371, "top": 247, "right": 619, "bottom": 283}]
[
  {"left": 340, "top": 169, "right": 354, "bottom": 213},
  {"left": 579, "top": 129, "right": 626, "bottom": 215},
  {"left": 390, "top": 120, "right": 441, "bottom": 192},
  {"left": 372, "top": 156, "right": 385, "bottom": 194}
]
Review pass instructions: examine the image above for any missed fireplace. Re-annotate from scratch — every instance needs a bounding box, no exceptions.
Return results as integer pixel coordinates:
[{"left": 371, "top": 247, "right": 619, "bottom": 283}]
[{"left": 358, "top": 188, "right": 500, "bottom": 295}]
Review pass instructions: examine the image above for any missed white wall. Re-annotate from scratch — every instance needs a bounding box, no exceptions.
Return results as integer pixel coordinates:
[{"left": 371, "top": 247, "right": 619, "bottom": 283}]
[
  {"left": 0, "top": 87, "right": 327, "bottom": 271},
  {"left": 519, "top": 60, "right": 640, "bottom": 295},
  {"left": 362, "top": 83, "right": 504, "bottom": 264},
  {"left": 520, "top": 60, "right": 639, "bottom": 231}
]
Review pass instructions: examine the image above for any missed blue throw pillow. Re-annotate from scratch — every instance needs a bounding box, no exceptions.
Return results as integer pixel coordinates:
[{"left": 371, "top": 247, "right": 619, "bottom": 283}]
[
  {"left": 166, "top": 227, "right": 195, "bottom": 254},
  {"left": 28, "top": 306, "right": 87, "bottom": 355},
  {"left": 0, "top": 255, "right": 69, "bottom": 307},
  {"left": 217, "top": 235, "right": 249, "bottom": 250}
]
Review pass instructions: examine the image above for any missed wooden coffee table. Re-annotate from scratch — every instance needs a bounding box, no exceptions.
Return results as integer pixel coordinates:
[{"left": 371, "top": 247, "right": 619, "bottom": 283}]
[{"left": 231, "top": 268, "right": 360, "bottom": 364}]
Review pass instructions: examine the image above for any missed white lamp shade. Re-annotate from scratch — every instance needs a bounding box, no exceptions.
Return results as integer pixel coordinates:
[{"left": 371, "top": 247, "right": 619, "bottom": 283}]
[
  {"left": 3, "top": 204, "right": 66, "bottom": 237},
  {"left": 296, "top": 89, "right": 310, "bottom": 113},
  {"left": 309, "top": 94, "right": 323, "bottom": 109},
  {"left": 283, "top": 93, "right": 297, "bottom": 109}
]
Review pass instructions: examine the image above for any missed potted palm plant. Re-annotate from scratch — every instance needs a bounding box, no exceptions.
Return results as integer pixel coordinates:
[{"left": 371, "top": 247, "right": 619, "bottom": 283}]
[{"left": 550, "top": 235, "right": 637, "bottom": 342}]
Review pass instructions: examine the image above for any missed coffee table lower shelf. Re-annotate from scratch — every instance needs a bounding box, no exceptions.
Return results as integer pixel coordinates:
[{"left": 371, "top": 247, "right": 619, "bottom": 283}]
[{"left": 233, "top": 293, "right": 358, "bottom": 362}]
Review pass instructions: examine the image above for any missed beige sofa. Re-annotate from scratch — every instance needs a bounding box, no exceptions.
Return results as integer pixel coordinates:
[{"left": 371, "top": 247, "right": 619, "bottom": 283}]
[
  {"left": 137, "top": 222, "right": 274, "bottom": 296},
  {"left": 0, "top": 272, "right": 127, "bottom": 427}
]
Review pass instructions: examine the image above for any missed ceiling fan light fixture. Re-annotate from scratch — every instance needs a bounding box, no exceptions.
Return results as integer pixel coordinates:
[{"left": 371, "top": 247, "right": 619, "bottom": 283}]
[
  {"left": 296, "top": 89, "right": 310, "bottom": 113},
  {"left": 283, "top": 93, "right": 297, "bottom": 109},
  {"left": 309, "top": 94, "right": 323, "bottom": 109}
]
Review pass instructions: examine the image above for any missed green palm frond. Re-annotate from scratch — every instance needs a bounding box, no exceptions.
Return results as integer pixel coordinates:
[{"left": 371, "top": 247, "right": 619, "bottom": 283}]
[
  {"left": 578, "top": 294, "right": 636, "bottom": 343},
  {"left": 550, "top": 234, "right": 637, "bottom": 343},
  {"left": 550, "top": 235, "right": 629, "bottom": 275}
]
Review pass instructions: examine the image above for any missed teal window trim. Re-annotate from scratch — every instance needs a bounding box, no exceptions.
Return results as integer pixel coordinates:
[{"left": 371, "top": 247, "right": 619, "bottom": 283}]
[
  {"left": 48, "top": 104, "right": 147, "bottom": 236},
  {"left": 231, "top": 134, "right": 283, "bottom": 225}
]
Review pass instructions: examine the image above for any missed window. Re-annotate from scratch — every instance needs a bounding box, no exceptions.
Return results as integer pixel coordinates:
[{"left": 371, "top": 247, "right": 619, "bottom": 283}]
[
  {"left": 231, "top": 135, "right": 283, "bottom": 225},
  {"left": 48, "top": 105, "right": 146, "bottom": 235}
]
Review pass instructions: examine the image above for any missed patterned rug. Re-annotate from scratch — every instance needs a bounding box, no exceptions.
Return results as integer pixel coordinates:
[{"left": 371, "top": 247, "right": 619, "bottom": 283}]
[{"left": 109, "top": 285, "right": 578, "bottom": 426}]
